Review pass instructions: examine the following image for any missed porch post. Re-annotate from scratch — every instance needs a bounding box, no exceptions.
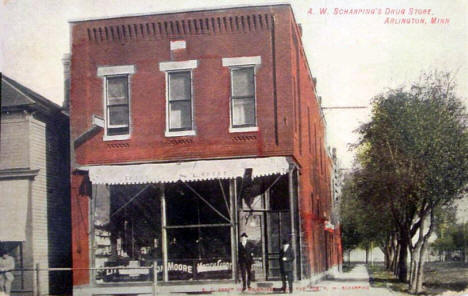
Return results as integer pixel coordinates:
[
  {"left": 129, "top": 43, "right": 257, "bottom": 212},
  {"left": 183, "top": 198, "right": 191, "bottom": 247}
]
[
  {"left": 160, "top": 183, "right": 168, "bottom": 282},
  {"left": 229, "top": 179, "right": 238, "bottom": 282},
  {"left": 288, "top": 166, "right": 298, "bottom": 280}
]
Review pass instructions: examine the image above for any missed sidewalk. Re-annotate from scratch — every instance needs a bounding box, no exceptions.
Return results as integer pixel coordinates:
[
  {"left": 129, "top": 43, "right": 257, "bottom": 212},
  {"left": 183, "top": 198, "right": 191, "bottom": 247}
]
[
  {"left": 172, "top": 264, "right": 397, "bottom": 295},
  {"left": 302, "top": 264, "right": 395, "bottom": 296}
]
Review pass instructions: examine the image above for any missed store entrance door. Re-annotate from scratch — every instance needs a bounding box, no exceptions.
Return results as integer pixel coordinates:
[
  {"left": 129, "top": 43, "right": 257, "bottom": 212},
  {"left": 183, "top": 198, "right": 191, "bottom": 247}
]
[
  {"left": 239, "top": 210, "right": 291, "bottom": 281},
  {"left": 265, "top": 211, "right": 290, "bottom": 280},
  {"left": 239, "top": 211, "right": 266, "bottom": 281}
]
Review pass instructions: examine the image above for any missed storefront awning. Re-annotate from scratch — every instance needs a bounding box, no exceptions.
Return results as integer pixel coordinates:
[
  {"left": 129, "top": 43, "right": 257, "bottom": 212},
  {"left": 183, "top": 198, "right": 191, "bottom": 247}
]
[
  {"left": 0, "top": 179, "right": 29, "bottom": 241},
  {"left": 86, "top": 157, "right": 291, "bottom": 185}
]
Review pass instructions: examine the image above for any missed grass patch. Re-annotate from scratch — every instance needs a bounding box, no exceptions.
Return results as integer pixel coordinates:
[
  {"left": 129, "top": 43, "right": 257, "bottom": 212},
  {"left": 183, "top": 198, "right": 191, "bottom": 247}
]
[
  {"left": 367, "top": 261, "right": 468, "bottom": 295},
  {"left": 368, "top": 263, "right": 411, "bottom": 295}
]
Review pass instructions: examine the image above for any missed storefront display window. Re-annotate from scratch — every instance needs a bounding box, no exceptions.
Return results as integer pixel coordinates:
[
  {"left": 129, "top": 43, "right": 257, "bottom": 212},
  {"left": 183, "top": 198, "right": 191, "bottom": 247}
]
[
  {"left": 164, "top": 181, "right": 233, "bottom": 280},
  {"left": 93, "top": 184, "right": 161, "bottom": 283},
  {"left": 92, "top": 180, "right": 234, "bottom": 283}
]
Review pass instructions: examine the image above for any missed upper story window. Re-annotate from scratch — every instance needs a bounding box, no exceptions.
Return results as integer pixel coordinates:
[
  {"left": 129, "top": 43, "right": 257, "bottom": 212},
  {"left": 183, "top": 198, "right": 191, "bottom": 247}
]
[
  {"left": 160, "top": 60, "right": 198, "bottom": 137},
  {"left": 222, "top": 56, "right": 261, "bottom": 133},
  {"left": 97, "top": 65, "right": 135, "bottom": 141},
  {"left": 106, "top": 76, "right": 129, "bottom": 135},
  {"left": 168, "top": 71, "right": 192, "bottom": 131},
  {"left": 231, "top": 67, "right": 255, "bottom": 128}
]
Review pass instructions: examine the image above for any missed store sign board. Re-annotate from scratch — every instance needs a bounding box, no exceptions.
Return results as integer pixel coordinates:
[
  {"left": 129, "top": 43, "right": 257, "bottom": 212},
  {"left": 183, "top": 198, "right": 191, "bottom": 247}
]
[{"left": 98, "top": 259, "right": 232, "bottom": 282}]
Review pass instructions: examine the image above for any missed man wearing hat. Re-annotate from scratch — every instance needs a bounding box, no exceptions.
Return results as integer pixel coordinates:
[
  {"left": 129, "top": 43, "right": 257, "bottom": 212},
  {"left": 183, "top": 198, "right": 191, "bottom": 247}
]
[
  {"left": 279, "top": 239, "right": 295, "bottom": 293},
  {"left": 0, "top": 249, "right": 15, "bottom": 296},
  {"left": 238, "top": 233, "right": 254, "bottom": 291}
]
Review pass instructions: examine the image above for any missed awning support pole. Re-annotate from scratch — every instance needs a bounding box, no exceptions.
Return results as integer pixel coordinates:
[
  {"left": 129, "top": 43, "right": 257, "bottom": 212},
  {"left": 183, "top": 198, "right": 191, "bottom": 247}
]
[
  {"left": 288, "top": 166, "right": 298, "bottom": 281},
  {"left": 160, "top": 183, "right": 168, "bottom": 282},
  {"left": 265, "top": 174, "right": 284, "bottom": 194},
  {"left": 218, "top": 179, "right": 231, "bottom": 218},
  {"left": 229, "top": 179, "right": 238, "bottom": 282},
  {"left": 181, "top": 181, "right": 231, "bottom": 223}
]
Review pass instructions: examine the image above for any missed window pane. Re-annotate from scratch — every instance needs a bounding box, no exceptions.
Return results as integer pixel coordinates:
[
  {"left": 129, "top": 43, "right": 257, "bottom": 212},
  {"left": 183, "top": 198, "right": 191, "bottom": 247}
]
[
  {"left": 169, "top": 101, "right": 192, "bottom": 130},
  {"left": 109, "top": 105, "right": 129, "bottom": 126},
  {"left": 169, "top": 72, "right": 191, "bottom": 101},
  {"left": 232, "top": 97, "right": 255, "bottom": 126},
  {"left": 107, "top": 77, "right": 128, "bottom": 104},
  {"left": 232, "top": 68, "right": 254, "bottom": 97},
  {"left": 107, "top": 127, "right": 129, "bottom": 136}
]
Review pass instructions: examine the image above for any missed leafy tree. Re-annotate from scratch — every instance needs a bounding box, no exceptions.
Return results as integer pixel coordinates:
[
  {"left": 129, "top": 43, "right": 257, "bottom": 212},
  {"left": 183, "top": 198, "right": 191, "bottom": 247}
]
[{"left": 353, "top": 71, "right": 468, "bottom": 293}]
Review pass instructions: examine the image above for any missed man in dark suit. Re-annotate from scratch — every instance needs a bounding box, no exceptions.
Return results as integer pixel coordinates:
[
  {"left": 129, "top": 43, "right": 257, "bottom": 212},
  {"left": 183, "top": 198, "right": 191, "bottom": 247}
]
[
  {"left": 238, "top": 233, "right": 253, "bottom": 291},
  {"left": 279, "top": 239, "right": 295, "bottom": 293}
]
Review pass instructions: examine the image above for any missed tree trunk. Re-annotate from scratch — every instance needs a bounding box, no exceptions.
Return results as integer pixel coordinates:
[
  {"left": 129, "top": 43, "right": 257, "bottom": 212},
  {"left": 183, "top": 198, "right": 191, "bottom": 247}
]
[
  {"left": 411, "top": 208, "right": 435, "bottom": 294},
  {"left": 393, "top": 242, "right": 400, "bottom": 275},
  {"left": 398, "top": 234, "right": 409, "bottom": 282},
  {"left": 409, "top": 249, "right": 416, "bottom": 288},
  {"left": 383, "top": 246, "right": 391, "bottom": 270},
  {"left": 415, "top": 241, "right": 428, "bottom": 293},
  {"left": 365, "top": 246, "right": 369, "bottom": 264}
]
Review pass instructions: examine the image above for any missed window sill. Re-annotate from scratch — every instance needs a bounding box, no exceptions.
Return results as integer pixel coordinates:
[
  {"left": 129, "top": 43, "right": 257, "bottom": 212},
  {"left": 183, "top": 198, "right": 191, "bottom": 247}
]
[
  {"left": 103, "top": 134, "right": 131, "bottom": 141},
  {"left": 229, "top": 126, "right": 259, "bottom": 133},
  {"left": 165, "top": 130, "right": 196, "bottom": 137}
]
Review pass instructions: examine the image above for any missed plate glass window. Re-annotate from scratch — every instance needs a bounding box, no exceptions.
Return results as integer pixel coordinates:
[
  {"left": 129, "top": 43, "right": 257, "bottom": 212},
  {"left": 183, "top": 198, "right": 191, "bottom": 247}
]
[
  {"left": 106, "top": 76, "right": 130, "bottom": 136},
  {"left": 168, "top": 71, "right": 192, "bottom": 131},
  {"left": 231, "top": 67, "right": 256, "bottom": 127}
]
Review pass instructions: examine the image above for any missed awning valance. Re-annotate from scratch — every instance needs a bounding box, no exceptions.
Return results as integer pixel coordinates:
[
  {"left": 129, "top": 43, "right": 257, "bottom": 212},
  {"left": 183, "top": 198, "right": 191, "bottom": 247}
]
[
  {"left": 87, "top": 157, "right": 291, "bottom": 185},
  {"left": 0, "top": 179, "right": 29, "bottom": 241}
]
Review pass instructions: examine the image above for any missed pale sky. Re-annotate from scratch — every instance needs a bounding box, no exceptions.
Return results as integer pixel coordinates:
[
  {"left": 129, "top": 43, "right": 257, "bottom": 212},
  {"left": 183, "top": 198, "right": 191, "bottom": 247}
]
[{"left": 1, "top": 0, "right": 467, "bottom": 169}]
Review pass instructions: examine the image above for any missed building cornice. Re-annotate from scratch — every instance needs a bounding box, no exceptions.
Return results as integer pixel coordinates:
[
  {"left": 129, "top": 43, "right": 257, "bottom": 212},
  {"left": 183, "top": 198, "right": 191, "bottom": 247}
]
[
  {"left": 0, "top": 168, "right": 40, "bottom": 180},
  {"left": 69, "top": 3, "right": 291, "bottom": 23}
]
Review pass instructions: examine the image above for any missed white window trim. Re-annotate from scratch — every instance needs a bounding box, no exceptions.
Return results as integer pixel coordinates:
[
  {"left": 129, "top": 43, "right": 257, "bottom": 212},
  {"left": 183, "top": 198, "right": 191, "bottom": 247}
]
[
  {"left": 223, "top": 57, "right": 261, "bottom": 133},
  {"left": 159, "top": 60, "right": 198, "bottom": 71},
  {"left": 98, "top": 65, "right": 135, "bottom": 141},
  {"left": 160, "top": 60, "right": 198, "bottom": 137},
  {"left": 222, "top": 56, "right": 261, "bottom": 67},
  {"left": 165, "top": 130, "right": 197, "bottom": 137},
  {"left": 97, "top": 65, "right": 135, "bottom": 77},
  {"left": 229, "top": 126, "right": 259, "bottom": 133}
]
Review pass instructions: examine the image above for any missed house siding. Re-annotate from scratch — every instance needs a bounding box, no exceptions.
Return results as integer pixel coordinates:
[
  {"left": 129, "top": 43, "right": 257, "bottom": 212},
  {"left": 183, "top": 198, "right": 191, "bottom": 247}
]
[
  {"left": 0, "top": 113, "right": 30, "bottom": 169},
  {"left": 29, "top": 116, "right": 50, "bottom": 295}
]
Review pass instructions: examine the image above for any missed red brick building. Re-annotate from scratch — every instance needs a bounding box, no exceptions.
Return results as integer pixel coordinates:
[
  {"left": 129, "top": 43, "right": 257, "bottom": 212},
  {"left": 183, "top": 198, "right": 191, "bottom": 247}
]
[{"left": 69, "top": 4, "right": 342, "bottom": 294}]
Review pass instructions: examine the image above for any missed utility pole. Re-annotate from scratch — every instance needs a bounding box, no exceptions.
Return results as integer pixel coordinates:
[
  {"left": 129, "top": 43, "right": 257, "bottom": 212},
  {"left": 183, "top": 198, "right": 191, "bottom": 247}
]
[{"left": 321, "top": 106, "right": 368, "bottom": 110}]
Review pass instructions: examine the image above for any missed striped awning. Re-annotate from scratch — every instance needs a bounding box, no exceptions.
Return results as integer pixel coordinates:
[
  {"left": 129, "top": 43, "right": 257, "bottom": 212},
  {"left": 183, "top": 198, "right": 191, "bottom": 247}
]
[{"left": 86, "top": 157, "right": 291, "bottom": 185}]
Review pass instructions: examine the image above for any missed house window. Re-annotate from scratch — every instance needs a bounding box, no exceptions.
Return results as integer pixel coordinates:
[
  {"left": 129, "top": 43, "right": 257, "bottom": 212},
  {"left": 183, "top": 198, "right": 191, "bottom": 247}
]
[
  {"left": 106, "top": 76, "right": 129, "bottom": 136},
  {"left": 159, "top": 60, "right": 198, "bottom": 137},
  {"left": 222, "top": 56, "right": 261, "bottom": 133},
  {"left": 168, "top": 71, "right": 192, "bottom": 131},
  {"left": 97, "top": 65, "right": 135, "bottom": 141},
  {"left": 231, "top": 67, "right": 256, "bottom": 128}
]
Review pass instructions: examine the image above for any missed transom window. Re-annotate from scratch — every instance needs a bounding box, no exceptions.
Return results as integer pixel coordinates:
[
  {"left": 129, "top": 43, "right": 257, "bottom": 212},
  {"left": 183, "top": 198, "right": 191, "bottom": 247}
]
[
  {"left": 106, "top": 76, "right": 130, "bottom": 136},
  {"left": 168, "top": 71, "right": 192, "bottom": 131},
  {"left": 230, "top": 67, "right": 256, "bottom": 128}
]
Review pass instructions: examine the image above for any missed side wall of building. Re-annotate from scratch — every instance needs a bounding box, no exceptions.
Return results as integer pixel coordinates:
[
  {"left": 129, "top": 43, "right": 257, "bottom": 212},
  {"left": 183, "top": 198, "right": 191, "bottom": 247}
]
[
  {"left": 28, "top": 112, "right": 71, "bottom": 294},
  {"left": 286, "top": 11, "right": 341, "bottom": 277}
]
